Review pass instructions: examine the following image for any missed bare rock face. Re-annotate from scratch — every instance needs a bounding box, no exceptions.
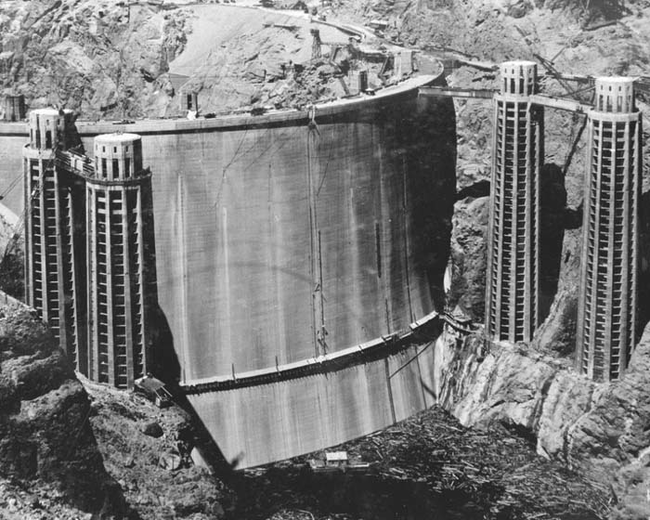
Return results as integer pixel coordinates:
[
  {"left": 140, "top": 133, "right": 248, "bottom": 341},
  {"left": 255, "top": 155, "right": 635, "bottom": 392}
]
[
  {"left": 447, "top": 196, "right": 488, "bottom": 320},
  {"left": 436, "top": 320, "right": 650, "bottom": 517},
  {"left": 568, "top": 324, "right": 650, "bottom": 473},
  {"left": 0, "top": 305, "right": 127, "bottom": 516},
  {"left": 0, "top": 0, "right": 190, "bottom": 119}
]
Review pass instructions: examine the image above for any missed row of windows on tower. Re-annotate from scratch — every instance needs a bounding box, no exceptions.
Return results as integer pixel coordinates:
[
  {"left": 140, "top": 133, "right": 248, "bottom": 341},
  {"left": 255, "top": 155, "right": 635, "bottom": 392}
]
[
  {"left": 31, "top": 130, "right": 53, "bottom": 149},
  {"left": 502, "top": 77, "right": 536, "bottom": 95},
  {"left": 597, "top": 95, "right": 633, "bottom": 113},
  {"left": 95, "top": 157, "right": 134, "bottom": 179}
]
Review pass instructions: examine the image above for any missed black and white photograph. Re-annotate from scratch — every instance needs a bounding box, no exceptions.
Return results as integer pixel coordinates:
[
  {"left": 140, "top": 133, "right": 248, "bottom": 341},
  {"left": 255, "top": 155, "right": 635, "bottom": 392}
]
[{"left": 0, "top": 0, "right": 648, "bottom": 517}]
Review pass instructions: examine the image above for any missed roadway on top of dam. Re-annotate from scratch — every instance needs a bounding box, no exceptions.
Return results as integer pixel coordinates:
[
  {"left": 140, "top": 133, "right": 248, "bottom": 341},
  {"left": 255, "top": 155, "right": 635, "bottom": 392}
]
[{"left": 0, "top": 74, "right": 442, "bottom": 138}]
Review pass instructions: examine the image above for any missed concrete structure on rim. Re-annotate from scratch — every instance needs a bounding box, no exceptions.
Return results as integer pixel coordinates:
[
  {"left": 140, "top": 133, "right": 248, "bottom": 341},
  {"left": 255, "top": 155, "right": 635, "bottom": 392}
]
[
  {"left": 485, "top": 61, "right": 543, "bottom": 343},
  {"left": 180, "top": 90, "right": 198, "bottom": 113},
  {"left": 348, "top": 70, "right": 368, "bottom": 95},
  {"left": 4, "top": 95, "right": 25, "bottom": 122},
  {"left": 576, "top": 77, "right": 642, "bottom": 381}
]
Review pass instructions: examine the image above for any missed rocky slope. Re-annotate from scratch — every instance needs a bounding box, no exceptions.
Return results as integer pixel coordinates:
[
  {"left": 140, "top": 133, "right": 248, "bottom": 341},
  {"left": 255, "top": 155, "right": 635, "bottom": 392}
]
[
  {"left": 0, "top": 302, "right": 128, "bottom": 517},
  {"left": 432, "top": 321, "right": 650, "bottom": 519},
  {"left": 0, "top": 297, "right": 234, "bottom": 519},
  {"left": 0, "top": 0, "right": 191, "bottom": 119},
  {"left": 0, "top": 0, "right": 406, "bottom": 120},
  {"left": 84, "top": 376, "right": 235, "bottom": 519}
]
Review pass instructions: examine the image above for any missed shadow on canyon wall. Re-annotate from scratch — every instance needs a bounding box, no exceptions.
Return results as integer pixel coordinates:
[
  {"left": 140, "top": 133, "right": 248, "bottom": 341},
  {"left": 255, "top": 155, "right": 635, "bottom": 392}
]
[{"left": 538, "top": 163, "right": 567, "bottom": 324}]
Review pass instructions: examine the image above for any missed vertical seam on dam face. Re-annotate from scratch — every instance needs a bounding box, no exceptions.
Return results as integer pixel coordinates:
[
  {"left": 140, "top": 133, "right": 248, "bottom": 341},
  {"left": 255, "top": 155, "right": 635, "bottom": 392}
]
[
  {"left": 401, "top": 160, "right": 414, "bottom": 324},
  {"left": 307, "top": 116, "right": 319, "bottom": 357}
]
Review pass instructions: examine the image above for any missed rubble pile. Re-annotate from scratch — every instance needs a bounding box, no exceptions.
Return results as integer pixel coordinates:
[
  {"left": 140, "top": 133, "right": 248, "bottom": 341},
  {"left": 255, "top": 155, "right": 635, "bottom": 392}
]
[
  {"left": 0, "top": 306, "right": 128, "bottom": 517},
  {"left": 234, "top": 407, "right": 610, "bottom": 520},
  {"left": 83, "top": 377, "right": 235, "bottom": 520}
]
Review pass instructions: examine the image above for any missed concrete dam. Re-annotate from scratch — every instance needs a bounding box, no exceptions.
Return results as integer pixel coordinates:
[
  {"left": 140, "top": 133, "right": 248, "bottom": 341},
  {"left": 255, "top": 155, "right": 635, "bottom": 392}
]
[{"left": 0, "top": 73, "right": 457, "bottom": 467}]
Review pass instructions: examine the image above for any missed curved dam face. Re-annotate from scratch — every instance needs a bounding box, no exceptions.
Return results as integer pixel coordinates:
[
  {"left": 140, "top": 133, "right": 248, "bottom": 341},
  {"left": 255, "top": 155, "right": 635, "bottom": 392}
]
[
  {"left": 0, "top": 75, "right": 456, "bottom": 467},
  {"left": 154, "top": 78, "right": 455, "bottom": 467},
  {"left": 152, "top": 86, "right": 455, "bottom": 384}
]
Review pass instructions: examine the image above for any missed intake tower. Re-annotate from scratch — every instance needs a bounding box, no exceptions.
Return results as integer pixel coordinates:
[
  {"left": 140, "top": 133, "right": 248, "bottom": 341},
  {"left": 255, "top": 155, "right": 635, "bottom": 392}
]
[
  {"left": 23, "top": 108, "right": 87, "bottom": 369},
  {"left": 87, "top": 134, "right": 153, "bottom": 388},
  {"left": 576, "top": 77, "right": 642, "bottom": 381},
  {"left": 485, "top": 61, "right": 543, "bottom": 343}
]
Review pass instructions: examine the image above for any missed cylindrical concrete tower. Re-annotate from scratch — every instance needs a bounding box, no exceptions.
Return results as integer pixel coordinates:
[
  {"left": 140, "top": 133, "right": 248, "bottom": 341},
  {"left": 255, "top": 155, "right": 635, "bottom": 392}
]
[
  {"left": 87, "top": 133, "right": 153, "bottom": 389},
  {"left": 23, "top": 108, "right": 85, "bottom": 367},
  {"left": 485, "top": 61, "right": 543, "bottom": 343},
  {"left": 576, "top": 77, "right": 642, "bottom": 381}
]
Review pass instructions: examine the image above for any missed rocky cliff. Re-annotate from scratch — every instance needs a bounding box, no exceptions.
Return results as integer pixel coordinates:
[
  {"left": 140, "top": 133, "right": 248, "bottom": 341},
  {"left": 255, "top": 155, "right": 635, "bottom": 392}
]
[
  {"left": 0, "top": 0, "right": 405, "bottom": 120},
  {"left": 432, "top": 321, "right": 650, "bottom": 519},
  {"left": 0, "top": 0, "right": 191, "bottom": 119},
  {"left": 0, "top": 302, "right": 128, "bottom": 517}
]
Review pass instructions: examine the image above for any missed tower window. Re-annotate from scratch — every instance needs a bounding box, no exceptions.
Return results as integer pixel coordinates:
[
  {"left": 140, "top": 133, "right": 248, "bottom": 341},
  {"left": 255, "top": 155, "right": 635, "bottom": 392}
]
[
  {"left": 101, "top": 158, "right": 107, "bottom": 177},
  {"left": 187, "top": 94, "right": 193, "bottom": 110},
  {"left": 45, "top": 131, "right": 52, "bottom": 149},
  {"left": 113, "top": 159, "right": 120, "bottom": 179}
]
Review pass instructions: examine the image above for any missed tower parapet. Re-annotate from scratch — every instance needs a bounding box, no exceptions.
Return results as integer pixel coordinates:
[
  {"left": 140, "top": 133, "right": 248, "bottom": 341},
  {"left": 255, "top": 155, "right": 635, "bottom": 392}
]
[
  {"left": 93, "top": 133, "right": 144, "bottom": 180},
  {"left": 26, "top": 108, "right": 74, "bottom": 153},
  {"left": 485, "top": 61, "right": 543, "bottom": 343},
  {"left": 499, "top": 61, "right": 537, "bottom": 97},
  {"left": 594, "top": 77, "right": 635, "bottom": 113},
  {"left": 576, "top": 77, "right": 641, "bottom": 381}
]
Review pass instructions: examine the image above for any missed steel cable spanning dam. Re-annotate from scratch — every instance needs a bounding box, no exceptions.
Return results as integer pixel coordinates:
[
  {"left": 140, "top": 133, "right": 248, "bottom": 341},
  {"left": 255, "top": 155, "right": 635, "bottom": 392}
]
[{"left": 0, "top": 74, "right": 456, "bottom": 467}]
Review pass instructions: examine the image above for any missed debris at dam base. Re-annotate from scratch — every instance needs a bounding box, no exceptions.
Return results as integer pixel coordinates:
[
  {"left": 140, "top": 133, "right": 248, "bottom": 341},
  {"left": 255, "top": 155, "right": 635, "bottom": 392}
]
[
  {"left": 233, "top": 407, "right": 609, "bottom": 520},
  {"left": 0, "top": 311, "right": 611, "bottom": 520}
]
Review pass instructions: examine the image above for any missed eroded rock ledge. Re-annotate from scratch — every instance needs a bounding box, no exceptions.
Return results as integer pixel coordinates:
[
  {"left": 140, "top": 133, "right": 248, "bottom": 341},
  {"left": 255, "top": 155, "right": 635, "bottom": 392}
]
[
  {"left": 434, "top": 322, "right": 650, "bottom": 517},
  {"left": 0, "top": 305, "right": 127, "bottom": 516}
]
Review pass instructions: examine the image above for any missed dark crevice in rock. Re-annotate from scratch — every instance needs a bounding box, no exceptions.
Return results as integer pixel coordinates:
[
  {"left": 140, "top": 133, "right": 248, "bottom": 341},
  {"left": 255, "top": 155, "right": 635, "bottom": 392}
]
[
  {"left": 501, "top": 421, "right": 538, "bottom": 448},
  {"left": 561, "top": 113, "right": 588, "bottom": 177},
  {"left": 455, "top": 179, "right": 489, "bottom": 201},
  {"left": 564, "top": 203, "right": 583, "bottom": 230},
  {"left": 539, "top": 163, "right": 566, "bottom": 323},
  {"left": 531, "top": 371, "right": 557, "bottom": 428},
  {"left": 636, "top": 189, "right": 650, "bottom": 340}
]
